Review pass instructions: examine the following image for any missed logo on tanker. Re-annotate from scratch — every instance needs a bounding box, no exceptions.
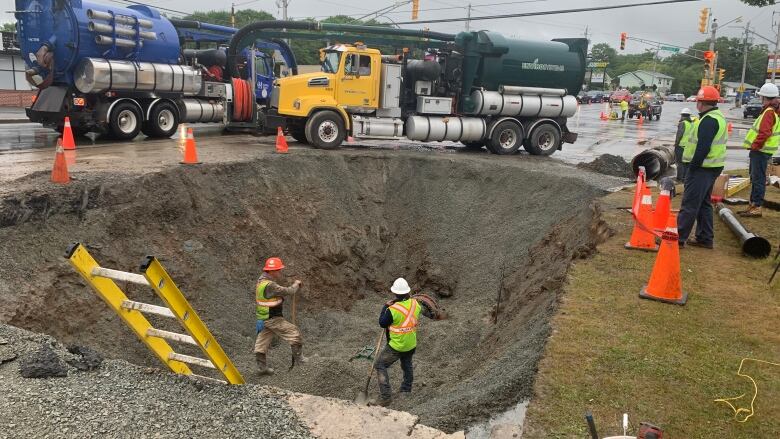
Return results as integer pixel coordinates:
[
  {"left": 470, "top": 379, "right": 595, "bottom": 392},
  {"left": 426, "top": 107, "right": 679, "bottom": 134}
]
[{"left": 521, "top": 58, "right": 565, "bottom": 72}]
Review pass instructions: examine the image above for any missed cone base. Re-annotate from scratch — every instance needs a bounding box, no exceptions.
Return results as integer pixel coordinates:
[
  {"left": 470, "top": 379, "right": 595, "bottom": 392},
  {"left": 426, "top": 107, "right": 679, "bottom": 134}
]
[
  {"left": 624, "top": 242, "right": 659, "bottom": 252},
  {"left": 180, "top": 161, "right": 202, "bottom": 165},
  {"left": 639, "top": 286, "right": 688, "bottom": 305},
  {"left": 275, "top": 150, "right": 289, "bottom": 154}
]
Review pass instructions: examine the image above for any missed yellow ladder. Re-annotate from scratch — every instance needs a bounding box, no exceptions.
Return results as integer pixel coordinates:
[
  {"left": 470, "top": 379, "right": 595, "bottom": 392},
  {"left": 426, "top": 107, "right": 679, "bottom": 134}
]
[{"left": 65, "top": 243, "right": 244, "bottom": 385}]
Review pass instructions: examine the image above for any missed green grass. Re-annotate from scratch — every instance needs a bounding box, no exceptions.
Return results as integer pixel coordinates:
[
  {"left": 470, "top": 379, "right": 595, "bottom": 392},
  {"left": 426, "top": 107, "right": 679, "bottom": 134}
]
[{"left": 523, "top": 181, "right": 780, "bottom": 438}]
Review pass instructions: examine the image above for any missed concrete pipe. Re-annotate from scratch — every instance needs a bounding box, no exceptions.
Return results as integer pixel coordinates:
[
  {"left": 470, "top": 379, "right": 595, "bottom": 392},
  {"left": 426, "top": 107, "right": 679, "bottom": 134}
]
[
  {"left": 631, "top": 145, "right": 675, "bottom": 180},
  {"left": 715, "top": 203, "right": 771, "bottom": 258}
]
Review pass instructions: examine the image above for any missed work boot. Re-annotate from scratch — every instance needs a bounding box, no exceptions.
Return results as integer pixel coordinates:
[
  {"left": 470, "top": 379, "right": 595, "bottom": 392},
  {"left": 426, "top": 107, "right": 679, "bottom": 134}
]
[
  {"left": 255, "top": 352, "right": 274, "bottom": 376},
  {"left": 291, "top": 345, "right": 309, "bottom": 365},
  {"left": 369, "top": 397, "right": 392, "bottom": 407},
  {"left": 686, "top": 238, "right": 713, "bottom": 249},
  {"left": 739, "top": 205, "right": 763, "bottom": 218}
]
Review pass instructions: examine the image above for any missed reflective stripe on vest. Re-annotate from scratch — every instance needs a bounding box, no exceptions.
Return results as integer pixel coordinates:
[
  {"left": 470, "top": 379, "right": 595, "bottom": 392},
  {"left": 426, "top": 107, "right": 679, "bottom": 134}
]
[
  {"left": 256, "top": 279, "right": 282, "bottom": 321},
  {"left": 387, "top": 298, "right": 422, "bottom": 352},
  {"left": 683, "top": 109, "right": 727, "bottom": 167},
  {"left": 743, "top": 107, "right": 780, "bottom": 156}
]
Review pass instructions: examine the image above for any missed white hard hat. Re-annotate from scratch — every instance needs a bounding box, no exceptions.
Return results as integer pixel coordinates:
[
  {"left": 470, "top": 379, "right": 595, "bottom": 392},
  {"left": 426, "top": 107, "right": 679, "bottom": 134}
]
[
  {"left": 390, "top": 277, "right": 411, "bottom": 295},
  {"left": 757, "top": 83, "right": 779, "bottom": 98},
  {"left": 680, "top": 108, "right": 692, "bottom": 115}
]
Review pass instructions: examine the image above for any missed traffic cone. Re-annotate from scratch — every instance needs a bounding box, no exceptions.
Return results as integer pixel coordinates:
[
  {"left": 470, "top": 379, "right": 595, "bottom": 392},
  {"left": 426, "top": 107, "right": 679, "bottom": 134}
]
[
  {"left": 625, "top": 186, "right": 659, "bottom": 251},
  {"left": 727, "top": 122, "right": 733, "bottom": 134},
  {"left": 653, "top": 188, "right": 672, "bottom": 231},
  {"left": 599, "top": 112, "right": 607, "bottom": 120},
  {"left": 639, "top": 213, "right": 688, "bottom": 305},
  {"left": 62, "top": 116, "right": 76, "bottom": 150},
  {"left": 180, "top": 128, "right": 201, "bottom": 164},
  {"left": 275, "top": 126, "right": 289, "bottom": 153},
  {"left": 51, "top": 141, "right": 70, "bottom": 184},
  {"left": 347, "top": 135, "right": 355, "bottom": 143},
  {"left": 638, "top": 113, "right": 644, "bottom": 124}
]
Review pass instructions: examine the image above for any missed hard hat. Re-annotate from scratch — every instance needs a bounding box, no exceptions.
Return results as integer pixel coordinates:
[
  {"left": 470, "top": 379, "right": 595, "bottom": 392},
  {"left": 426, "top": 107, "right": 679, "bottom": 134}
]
[
  {"left": 390, "top": 277, "right": 411, "bottom": 295},
  {"left": 757, "top": 83, "right": 780, "bottom": 98},
  {"left": 263, "top": 257, "right": 285, "bottom": 271},
  {"left": 680, "top": 108, "right": 692, "bottom": 115},
  {"left": 696, "top": 86, "right": 720, "bottom": 102}
]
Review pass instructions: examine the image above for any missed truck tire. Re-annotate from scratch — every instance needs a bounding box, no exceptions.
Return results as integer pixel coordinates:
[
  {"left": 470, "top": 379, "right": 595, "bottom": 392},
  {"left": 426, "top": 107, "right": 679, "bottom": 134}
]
[
  {"left": 109, "top": 102, "right": 142, "bottom": 140},
  {"left": 487, "top": 121, "right": 522, "bottom": 155},
  {"left": 461, "top": 141, "right": 485, "bottom": 150},
  {"left": 142, "top": 102, "right": 179, "bottom": 138},
  {"left": 305, "top": 111, "right": 345, "bottom": 149},
  {"left": 289, "top": 125, "right": 308, "bottom": 144},
  {"left": 524, "top": 124, "right": 560, "bottom": 156}
]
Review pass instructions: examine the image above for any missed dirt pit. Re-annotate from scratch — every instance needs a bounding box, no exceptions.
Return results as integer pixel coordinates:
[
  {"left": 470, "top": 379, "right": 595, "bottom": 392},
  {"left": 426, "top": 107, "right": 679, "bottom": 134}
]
[{"left": 0, "top": 149, "right": 616, "bottom": 432}]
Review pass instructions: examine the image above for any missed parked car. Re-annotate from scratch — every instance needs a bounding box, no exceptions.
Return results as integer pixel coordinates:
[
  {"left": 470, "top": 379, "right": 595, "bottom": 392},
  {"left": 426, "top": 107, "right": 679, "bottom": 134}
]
[
  {"left": 686, "top": 95, "right": 697, "bottom": 102},
  {"left": 744, "top": 98, "right": 763, "bottom": 118},
  {"left": 610, "top": 89, "right": 631, "bottom": 103},
  {"left": 587, "top": 90, "right": 607, "bottom": 103},
  {"left": 577, "top": 91, "right": 591, "bottom": 104},
  {"left": 628, "top": 92, "right": 662, "bottom": 120},
  {"left": 666, "top": 93, "right": 685, "bottom": 102}
]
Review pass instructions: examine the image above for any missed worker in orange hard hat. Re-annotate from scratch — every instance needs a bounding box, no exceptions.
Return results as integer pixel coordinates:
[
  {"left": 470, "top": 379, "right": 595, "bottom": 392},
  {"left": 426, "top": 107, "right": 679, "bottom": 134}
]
[
  {"left": 677, "top": 85, "right": 728, "bottom": 249},
  {"left": 253, "top": 256, "right": 306, "bottom": 376}
]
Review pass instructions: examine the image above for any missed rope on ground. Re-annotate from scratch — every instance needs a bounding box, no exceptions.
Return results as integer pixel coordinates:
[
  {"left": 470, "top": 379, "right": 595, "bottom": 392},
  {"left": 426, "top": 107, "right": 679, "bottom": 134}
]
[{"left": 714, "top": 358, "right": 780, "bottom": 423}]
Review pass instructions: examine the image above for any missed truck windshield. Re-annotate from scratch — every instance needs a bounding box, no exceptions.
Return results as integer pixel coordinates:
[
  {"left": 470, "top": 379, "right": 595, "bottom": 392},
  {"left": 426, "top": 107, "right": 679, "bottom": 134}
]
[
  {"left": 322, "top": 52, "right": 341, "bottom": 73},
  {"left": 255, "top": 57, "right": 269, "bottom": 76}
]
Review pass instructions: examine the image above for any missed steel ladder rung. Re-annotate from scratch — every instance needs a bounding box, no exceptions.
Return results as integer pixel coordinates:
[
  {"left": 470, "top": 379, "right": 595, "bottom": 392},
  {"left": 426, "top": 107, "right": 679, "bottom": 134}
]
[
  {"left": 169, "top": 352, "right": 216, "bottom": 369},
  {"left": 146, "top": 328, "right": 197, "bottom": 346},
  {"left": 91, "top": 267, "right": 150, "bottom": 286},
  {"left": 121, "top": 300, "right": 175, "bottom": 318}
]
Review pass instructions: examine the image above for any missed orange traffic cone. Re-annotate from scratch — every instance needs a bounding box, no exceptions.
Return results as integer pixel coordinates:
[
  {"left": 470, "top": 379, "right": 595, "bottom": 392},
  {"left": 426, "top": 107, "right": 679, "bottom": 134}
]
[
  {"left": 275, "top": 126, "right": 289, "bottom": 153},
  {"left": 51, "top": 140, "right": 70, "bottom": 184},
  {"left": 639, "top": 213, "right": 688, "bottom": 305},
  {"left": 180, "top": 128, "right": 201, "bottom": 164},
  {"left": 638, "top": 113, "right": 644, "bottom": 124},
  {"left": 625, "top": 186, "right": 659, "bottom": 251},
  {"left": 62, "top": 116, "right": 76, "bottom": 150},
  {"left": 727, "top": 122, "right": 733, "bottom": 135},
  {"left": 653, "top": 187, "right": 672, "bottom": 231},
  {"left": 347, "top": 135, "right": 355, "bottom": 143},
  {"left": 599, "top": 112, "right": 607, "bottom": 120}
]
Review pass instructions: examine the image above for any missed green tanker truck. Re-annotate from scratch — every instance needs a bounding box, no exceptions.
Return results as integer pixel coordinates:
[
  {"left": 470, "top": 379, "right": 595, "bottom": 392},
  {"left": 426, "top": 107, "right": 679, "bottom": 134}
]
[{"left": 228, "top": 22, "right": 587, "bottom": 155}]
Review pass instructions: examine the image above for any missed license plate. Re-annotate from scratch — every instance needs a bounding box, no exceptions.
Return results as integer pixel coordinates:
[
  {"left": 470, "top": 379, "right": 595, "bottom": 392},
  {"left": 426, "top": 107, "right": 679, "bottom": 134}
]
[{"left": 73, "top": 97, "right": 85, "bottom": 106}]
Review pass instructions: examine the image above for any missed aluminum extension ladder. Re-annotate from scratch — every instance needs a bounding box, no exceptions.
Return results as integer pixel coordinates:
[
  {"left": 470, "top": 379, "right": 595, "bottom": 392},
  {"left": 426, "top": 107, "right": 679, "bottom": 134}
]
[{"left": 65, "top": 243, "right": 244, "bottom": 385}]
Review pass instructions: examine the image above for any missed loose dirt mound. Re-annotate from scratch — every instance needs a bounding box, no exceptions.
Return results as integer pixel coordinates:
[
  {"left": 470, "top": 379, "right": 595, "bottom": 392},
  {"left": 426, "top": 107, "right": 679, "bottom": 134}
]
[
  {"left": 0, "top": 150, "right": 618, "bottom": 431},
  {"left": 577, "top": 153, "right": 633, "bottom": 179}
]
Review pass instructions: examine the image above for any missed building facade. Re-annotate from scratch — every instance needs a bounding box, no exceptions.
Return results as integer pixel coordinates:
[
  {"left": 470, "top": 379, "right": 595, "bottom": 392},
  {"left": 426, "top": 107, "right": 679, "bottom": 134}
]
[{"left": 616, "top": 70, "right": 674, "bottom": 94}]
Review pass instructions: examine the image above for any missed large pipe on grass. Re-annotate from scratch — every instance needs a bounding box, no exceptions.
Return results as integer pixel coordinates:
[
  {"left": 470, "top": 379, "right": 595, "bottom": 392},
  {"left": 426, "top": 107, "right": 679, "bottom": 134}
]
[
  {"left": 631, "top": 145, "right": 675, "bottom": 180},
  {"left": 715, "top": 203, "right": 771, "bottom": 258}
]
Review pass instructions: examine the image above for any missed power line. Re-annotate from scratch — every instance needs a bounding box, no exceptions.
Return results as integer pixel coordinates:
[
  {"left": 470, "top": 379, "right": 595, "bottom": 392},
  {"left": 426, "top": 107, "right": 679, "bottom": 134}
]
[
  {"left": 291, "top": 0, "right": 552, "bottom": 20},
  {"left": 387, "top": 0, "right": 702, "bottom": 26}
]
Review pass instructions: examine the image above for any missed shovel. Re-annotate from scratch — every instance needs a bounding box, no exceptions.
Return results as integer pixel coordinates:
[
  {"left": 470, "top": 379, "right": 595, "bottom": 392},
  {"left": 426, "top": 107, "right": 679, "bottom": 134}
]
[{"left": 354, "top": 330, "right": 385, "bottom": 405}]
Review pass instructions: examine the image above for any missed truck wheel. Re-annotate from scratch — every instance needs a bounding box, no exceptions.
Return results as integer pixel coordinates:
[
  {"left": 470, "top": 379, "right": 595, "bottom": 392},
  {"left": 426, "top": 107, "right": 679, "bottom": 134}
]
[
  {"left": 289, "top": 125, "right": 308, "bottom": 144},
  {"left": 524, "top": 124, "right": 560, "bottom": 156},
  {"left": 487, "top": 121, "right": 522, "bottom": 155},
  {"left": 142, "top": 102, "right": 179, "bottom": 138},
  {"left": 462, "top": 141, "right": 485, "bottom": 150},
  {"left": 109, "top": 102, "right": 142, "bottom": 140},
  {"left": 305, "top": 111, "right": 345, "bottom": 149}
]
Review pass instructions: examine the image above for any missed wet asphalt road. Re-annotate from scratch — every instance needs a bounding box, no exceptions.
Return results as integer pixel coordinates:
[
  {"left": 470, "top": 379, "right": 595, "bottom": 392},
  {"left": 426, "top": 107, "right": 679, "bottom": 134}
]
[{"left": 0, "top": 100, "right": 758, "bottom": 170}]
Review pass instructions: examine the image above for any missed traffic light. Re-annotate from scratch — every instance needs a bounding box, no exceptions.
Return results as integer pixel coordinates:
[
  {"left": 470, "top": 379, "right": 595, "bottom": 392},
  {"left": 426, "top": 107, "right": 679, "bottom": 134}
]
[
  {"left": 412, "top": 0, "right": 419, "bottom": 20},
  {"left": 620, "top": 32, "right": 627, "bottom": 50},
  {"left": 703, "top": 50, "right": 715, "bottom": 69},
  {"left": 698, "top": 8, "right": 709, "bottom": 33},
  {"left": 718, "top": 68, "right": 726, "bottom": 82}
]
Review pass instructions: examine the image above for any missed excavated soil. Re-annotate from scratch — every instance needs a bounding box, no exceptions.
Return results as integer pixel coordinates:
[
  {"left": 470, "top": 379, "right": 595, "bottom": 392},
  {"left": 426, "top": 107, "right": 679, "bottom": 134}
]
[{"left": 0, "top": 149, "right": 617, "bottom": 432}]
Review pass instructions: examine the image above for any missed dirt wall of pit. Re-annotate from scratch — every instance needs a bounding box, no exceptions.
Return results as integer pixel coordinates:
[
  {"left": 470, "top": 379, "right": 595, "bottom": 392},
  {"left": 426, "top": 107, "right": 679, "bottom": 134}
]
[{"left": 0, "top": 150, "right": 616, "bottom": 431}]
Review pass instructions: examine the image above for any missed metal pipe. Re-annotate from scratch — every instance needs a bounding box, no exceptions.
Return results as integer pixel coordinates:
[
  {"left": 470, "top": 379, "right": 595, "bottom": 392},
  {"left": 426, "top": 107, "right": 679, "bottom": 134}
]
[
  {"left": 716, "top": 203, "right": 771, "bottom": 258},
  {"left": 89, "top": 21, "right": 157, "bottom": 40},
  {"left": 631, "top": 145, "right": 675, "bottom": 180},
  {"left": 168, "top": 19, "right": 238, "bottom": 35},
  {"left": 95, "top": 35, "right": 143, "bottom": 48},
  {"left": 499, "top": 85, "right": 566, "bottom": 96},
  {"left": 86, "top": 9, "right": 153, "bottom": 28}
]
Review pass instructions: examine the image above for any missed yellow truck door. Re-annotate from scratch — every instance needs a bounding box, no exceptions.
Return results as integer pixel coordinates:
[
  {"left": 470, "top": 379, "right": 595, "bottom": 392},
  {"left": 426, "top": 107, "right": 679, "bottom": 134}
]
[{"left": 337, "top": 51, "right": 378, "bottom": 109}]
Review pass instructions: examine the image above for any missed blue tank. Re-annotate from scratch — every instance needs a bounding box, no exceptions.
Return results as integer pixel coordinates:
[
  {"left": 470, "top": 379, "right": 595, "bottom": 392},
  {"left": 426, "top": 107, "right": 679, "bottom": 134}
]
[{"left": 15, "top": 0, "right": 181, "bottom": 84}]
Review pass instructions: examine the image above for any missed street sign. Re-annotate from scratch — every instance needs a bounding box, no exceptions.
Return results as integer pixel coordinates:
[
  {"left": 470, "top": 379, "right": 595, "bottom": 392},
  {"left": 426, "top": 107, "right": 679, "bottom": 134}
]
[
  {"left": 660, "top": 46, "right": 680, "bottom": 53},
  {"left": 587, "top": 61, "right": 609, "bottom": 68}
]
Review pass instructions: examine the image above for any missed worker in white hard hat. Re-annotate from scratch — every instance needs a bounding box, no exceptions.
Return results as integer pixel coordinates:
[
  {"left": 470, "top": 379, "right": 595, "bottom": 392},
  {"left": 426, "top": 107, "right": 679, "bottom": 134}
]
[
  {"left": 675, "top": 107, "right": 695, "bottom": 182},
  {"left": 740, "top": 83, "right": 780, "bottom": 217},
  {"left": 372, "top": 277, "right": 434, "bottom": 407}
]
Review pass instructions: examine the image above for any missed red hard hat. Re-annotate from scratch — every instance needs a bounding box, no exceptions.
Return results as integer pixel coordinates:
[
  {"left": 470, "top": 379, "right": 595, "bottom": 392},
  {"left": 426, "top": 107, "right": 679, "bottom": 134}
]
[
  {"left": 696, "top": 86, "right": 720, "bottom": 102},
  {"left": 263, "top": 257, "right": 284, "bottom": 271}
]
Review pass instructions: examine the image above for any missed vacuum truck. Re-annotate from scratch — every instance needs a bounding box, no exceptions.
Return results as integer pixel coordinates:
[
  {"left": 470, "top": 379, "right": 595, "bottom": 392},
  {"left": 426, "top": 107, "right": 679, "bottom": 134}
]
[
  {"left": 229, "top": 22, "right": 587, "bottom": 155},
  {"left": 15, "top": 0, "right": 296, "bottom": 139}
]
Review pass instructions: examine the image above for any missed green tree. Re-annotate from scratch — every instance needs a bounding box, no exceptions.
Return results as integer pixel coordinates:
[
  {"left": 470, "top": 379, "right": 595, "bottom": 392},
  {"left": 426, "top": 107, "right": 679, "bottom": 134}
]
[
  {"left": 590, "top": 43, "right": 617, "bottom": 64},
  {"left": 183, "top": 9, "right": 274, "bottom": 28},
  {"left": 740, "top": 0, "right": 774, "bottom": 6},
  {"left": 1, "top": 22, "right": 15, "bottom": 32}
]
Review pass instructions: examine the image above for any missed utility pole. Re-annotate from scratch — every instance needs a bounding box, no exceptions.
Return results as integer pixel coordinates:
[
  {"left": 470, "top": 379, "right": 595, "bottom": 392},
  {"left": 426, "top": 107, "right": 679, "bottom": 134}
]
[
  {"left": 465, "top": 4, "right": 472, "bottom": 31},
  {"left": 772, "top": 11, "right": 780, "bottom": 83},
  {"left": 276, "top": 0, "right": 290, "bottom": 20},
  {"left": 231, "top": 3, "right": 235, "bottom": 28},
  {"left": 708, "top": 18, "right": 718, "bottom": 82},
  {"left": 584, "top": 25, "right": 590, "bottom": 42},
  {"left": 738, "top": 21, "right": 750, "bottom": 107}
]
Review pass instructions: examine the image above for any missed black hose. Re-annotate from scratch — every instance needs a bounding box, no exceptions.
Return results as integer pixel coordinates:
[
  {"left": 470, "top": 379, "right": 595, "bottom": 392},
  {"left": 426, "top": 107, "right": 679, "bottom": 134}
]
[{"left": 716, "top": 203, "right": 771, "bottom": 258}]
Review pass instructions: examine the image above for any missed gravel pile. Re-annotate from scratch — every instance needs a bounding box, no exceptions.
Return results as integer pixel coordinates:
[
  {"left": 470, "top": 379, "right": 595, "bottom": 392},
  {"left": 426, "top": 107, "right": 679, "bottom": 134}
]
[
  {"left": 0, "top": 324, "right": 313, "bottom": 439},
  {"left": 577, "top": 153, "right": 633, "bottom": 179}
]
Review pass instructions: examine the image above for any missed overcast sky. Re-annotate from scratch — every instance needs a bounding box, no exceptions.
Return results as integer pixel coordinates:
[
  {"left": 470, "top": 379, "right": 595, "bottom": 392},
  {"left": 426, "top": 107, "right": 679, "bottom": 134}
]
[{"left": 3, "top": 0, "right": 776, "bottom": 54}]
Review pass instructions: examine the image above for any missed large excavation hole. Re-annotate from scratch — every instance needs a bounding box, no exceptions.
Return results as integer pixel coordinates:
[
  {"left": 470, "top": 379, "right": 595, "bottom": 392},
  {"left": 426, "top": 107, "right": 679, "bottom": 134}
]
[{"left": 0, "top": 150, "right": 613, "bottom": 432}]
